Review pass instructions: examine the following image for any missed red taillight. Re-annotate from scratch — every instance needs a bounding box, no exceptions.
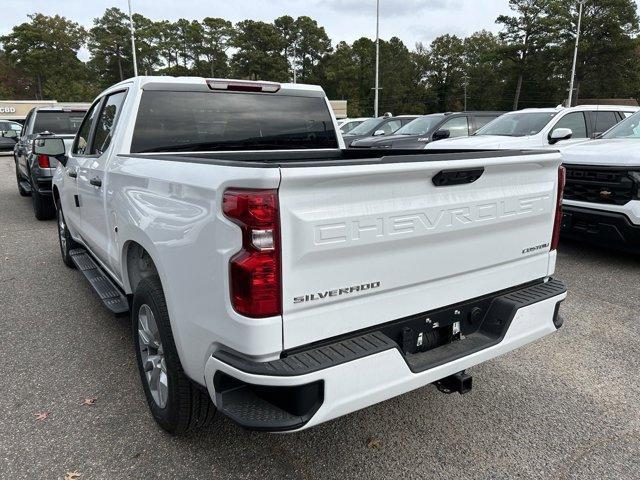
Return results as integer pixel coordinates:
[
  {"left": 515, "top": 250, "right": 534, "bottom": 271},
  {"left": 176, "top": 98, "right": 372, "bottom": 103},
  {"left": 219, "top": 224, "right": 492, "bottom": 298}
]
[
  {"left": 551, "top": 166, "right": 566, "bottom": 251},
  {"left": 223, "top": 188, "right": 281, "bottom": 318},
  {"left": 37, "top": 154, "right": 50, "bottom": 168}
]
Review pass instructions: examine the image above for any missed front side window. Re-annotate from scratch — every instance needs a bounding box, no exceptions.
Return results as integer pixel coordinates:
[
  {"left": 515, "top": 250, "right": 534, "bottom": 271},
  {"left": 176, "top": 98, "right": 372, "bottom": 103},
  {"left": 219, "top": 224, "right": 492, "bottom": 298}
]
[
  {"left": 379, "top": 119, "right": 402, "bottom": 134},
  {"left": 72, "top": 101, "right": 101, "bottom": 155},
  {"left": 131, "top": 91, "right": 338, "bottom": 153},
  {"left": 440, "top": 116, "right": 469, "bottom": 138},
  {"left": 33, "top": 111, "right": 85, "bottom": 135},
  {"left": 552, "top": 112, "right": 587, "bottom": 138},
  {"left": 92, "top": 91, "right": 127, "bottom": 155}
]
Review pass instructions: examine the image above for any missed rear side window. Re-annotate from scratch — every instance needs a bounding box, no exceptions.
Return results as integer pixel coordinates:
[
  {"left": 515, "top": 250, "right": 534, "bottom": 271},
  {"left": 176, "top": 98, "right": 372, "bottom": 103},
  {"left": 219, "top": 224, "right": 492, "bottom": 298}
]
[
  {"left": 33, "top": 111, "right": 85, "bottom": 135},
  {"left": 131, "top": 91, "right": 338, "bottom": 153},
  {"left": 92, "top": 91, "right": 127, "bottom": 155},
  {"left": 591, "top": 111, "right": 619, "bottom": 134}
]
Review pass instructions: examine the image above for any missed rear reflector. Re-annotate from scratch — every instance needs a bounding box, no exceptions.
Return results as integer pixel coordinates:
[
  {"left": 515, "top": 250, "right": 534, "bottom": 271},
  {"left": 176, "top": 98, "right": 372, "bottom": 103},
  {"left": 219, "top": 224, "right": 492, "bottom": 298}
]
[
  {"left": 551, "top": 166, "right": 566, "bottom": 250},
  {"left": 37, "top": 154, "right": 50, "bottom": 168},
  {"left": 223, "top": 188, "right": 281, "bottom": 318},
  {"left": 206, "top": 79, "right": 281, "bottom": 93}
]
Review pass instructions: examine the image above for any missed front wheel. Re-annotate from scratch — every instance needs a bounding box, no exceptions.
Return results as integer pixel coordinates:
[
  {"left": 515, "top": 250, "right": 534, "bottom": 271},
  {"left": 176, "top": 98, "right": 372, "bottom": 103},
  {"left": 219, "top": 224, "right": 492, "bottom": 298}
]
[
  {"left": 56, "top": 203, "right": 78, "bottom": 268},
  {"left": 132, "top": 275, "right": 216, "bottom": 434}
]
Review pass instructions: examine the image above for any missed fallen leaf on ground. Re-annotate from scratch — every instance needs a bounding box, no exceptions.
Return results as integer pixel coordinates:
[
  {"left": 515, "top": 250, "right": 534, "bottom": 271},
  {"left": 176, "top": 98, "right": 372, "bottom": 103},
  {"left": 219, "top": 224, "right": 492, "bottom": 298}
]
[
  {"left": 366, "top": 436, "right": 381, "bottom": 449},
  {"left": 64, "top": 472, "right": 81, "bottom": 480},
  {"left": 82, "top": 397, "right": 97, "bottom": 406},
  {"left": 34, "top": 411, "right": 51, "bottom": 421}
]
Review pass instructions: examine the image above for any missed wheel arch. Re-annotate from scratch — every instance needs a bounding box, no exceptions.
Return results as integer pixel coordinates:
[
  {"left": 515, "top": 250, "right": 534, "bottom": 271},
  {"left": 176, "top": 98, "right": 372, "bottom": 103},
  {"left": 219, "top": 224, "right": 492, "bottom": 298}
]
[{"left": 121, "top": 239, "right": 161, "bottom": 296}]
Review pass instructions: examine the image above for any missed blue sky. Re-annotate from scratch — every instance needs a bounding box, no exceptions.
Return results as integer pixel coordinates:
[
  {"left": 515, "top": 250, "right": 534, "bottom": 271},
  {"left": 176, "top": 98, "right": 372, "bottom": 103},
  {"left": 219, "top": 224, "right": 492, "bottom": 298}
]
[{"left": 2, "top": 0, "right": 512, "bottom": 54}]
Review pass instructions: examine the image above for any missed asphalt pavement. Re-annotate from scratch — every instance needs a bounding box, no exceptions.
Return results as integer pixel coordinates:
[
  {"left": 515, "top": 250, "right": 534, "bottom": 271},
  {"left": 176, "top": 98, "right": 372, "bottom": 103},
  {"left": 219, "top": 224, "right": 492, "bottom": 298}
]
[{"left": 0, "top": 153, "right": 639, "bottom": 480}]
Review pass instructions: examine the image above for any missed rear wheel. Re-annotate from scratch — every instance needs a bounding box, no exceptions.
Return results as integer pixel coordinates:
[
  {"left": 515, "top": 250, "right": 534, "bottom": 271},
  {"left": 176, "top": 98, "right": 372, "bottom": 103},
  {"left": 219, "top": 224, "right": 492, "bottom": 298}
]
[
  {"left": 15, "top": 165, "right": 30, "bottom": 197},
  {"left": 32, "top": 186, "right": 55, "bottom": 220},
  {"left": 56, "top": 203, "right": 78, "bottom": 268},
  {"left": 132, "top": 275, "right": 215, "bottom": 434}
]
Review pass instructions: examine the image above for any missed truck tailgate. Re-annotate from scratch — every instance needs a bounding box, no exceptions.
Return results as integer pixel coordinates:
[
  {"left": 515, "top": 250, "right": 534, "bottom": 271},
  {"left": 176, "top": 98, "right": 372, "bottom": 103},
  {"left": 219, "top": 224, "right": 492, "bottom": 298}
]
[{"left": 278, "top": 152, "right": 561, "bottom": 349}]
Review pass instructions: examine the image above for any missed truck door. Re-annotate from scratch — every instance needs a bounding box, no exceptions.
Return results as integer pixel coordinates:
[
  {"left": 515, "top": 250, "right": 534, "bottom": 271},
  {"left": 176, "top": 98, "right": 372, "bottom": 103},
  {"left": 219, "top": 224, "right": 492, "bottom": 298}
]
[
  {"left": 60, "top": 100, "right": 101, "bottom": 237},
  {"left": 77, "top": 90, "right": 128, "bottom": 268}
]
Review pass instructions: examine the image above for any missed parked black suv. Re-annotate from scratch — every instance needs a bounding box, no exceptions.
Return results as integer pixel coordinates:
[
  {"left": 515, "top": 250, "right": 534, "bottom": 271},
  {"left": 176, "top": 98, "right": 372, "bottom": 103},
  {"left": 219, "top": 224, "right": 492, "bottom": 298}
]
[
  {"left": 349, "top": 111, "right": 504, "bottom": 149},
  {"left": 341, "top": 115, "right": 418, "bottom": 147},
  {"left": 14, "top": 107, "right": 86, "bottom": 220}
]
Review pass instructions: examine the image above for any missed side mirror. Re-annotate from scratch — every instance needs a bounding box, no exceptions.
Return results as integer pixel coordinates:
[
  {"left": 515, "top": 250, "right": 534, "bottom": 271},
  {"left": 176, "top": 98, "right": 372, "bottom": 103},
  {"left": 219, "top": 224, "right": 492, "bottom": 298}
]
[
  {"left": 549, "top": 128, "right": 573, "bottom": 145},
  {"left": 432, "top": 129, "right": 451, "bottom": 141},
  {"left": 592, "top": 132, "right": 603, "bottom": 139},
  {"left": 33, "top": 136, "right": 67, "bottom": 166},
  {"left": 373, "top": 129, "right": 386, "bottom": 136}
]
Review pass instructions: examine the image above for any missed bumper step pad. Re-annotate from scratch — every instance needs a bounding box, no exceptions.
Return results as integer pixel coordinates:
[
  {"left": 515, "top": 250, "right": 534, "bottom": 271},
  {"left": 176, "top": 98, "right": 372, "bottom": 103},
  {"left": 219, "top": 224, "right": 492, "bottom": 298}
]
[{"left": 69, "top": 248, "right": 129, "bottom": 315}]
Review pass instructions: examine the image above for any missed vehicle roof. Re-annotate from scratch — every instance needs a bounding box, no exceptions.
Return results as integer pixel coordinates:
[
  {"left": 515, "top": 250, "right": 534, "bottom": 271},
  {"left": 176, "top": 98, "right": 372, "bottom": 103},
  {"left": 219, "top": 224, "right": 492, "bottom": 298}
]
[
  {"left": 105, "top": 76, "right": 326, "bottom": 97},
  {"left": 513, "top": 105, "right": 639, "bottom": 114},
  {"left": 31, "top": 106, "right": 88, "bottom": 112}
]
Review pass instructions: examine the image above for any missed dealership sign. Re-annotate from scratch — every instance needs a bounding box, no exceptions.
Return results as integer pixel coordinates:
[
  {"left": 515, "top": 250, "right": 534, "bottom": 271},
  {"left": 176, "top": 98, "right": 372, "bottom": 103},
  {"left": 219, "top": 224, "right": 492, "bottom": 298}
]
[{"left": 0, "top": 107, "right": 16, "bottom": 113}]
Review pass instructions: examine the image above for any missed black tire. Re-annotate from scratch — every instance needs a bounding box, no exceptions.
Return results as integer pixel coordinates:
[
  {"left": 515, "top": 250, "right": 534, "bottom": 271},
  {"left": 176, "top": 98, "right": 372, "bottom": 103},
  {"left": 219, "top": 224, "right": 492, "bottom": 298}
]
[
  {"left": 132, "top": 275, "right": 215, "bottom": 434},
  {"left": 56, "top": 203, "right": 78, "bottom": 268},
  {"left": 16, "top": 165, "right": 30, "bottom": 197},
  {"left": 32, "top": 187, "right": 56, "bottom": 220}
]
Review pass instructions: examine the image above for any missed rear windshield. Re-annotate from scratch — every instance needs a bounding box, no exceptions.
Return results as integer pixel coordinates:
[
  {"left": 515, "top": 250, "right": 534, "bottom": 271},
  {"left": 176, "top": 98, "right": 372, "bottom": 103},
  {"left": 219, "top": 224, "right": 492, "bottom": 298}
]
[
  {"left": 33, "top": 111, "right": 85, "bottom": 135},
  {"left": 131, "top": 91, "right": 338, "bottom": 153}
]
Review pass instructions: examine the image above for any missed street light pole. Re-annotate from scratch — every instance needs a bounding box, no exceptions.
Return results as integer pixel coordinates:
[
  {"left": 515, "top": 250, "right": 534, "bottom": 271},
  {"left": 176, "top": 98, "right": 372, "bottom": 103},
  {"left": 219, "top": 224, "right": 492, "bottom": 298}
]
[
  {"left": 374, "top": 0, "right": 380, "bottom": 117},
  {"left": 568, "top": 0, "right": 586, "bottom": 107},
  {"left": 127, "top": 0, "right": 138, "bottom": 77}
]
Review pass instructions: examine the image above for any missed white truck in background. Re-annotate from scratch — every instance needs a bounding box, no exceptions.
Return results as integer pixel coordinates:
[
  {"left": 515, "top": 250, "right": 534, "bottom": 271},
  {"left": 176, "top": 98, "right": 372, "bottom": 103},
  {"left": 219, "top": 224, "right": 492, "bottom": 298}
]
[
  {"left": 561, "top": 110, "right": 640, "bottom": 252},
  {"left": 425, "top": 105, "right": 638, "bottom": 151},
  {"left": 38, "top": 76, "right": 567, "bottom": 434}
]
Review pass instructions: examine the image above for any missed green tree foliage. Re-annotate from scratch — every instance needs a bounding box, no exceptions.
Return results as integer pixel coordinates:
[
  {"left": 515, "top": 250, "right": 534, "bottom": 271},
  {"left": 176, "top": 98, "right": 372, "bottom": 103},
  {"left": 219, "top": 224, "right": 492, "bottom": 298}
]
[
  {"left": 1, "top": 5, "right": 640, "bottom": 111},
  {"left": 0, "top": 14, "right": 90, "bottom": 100},
  {"left": 496, "top": 0, "right": 558, "bottom": 109},
  {"left": 88, "top": 8, "right": 133, "bottom": 87},
  {"left": 553, "top": 0, "right": 640, "bottom": 102},
  {"left": 230, "top": 20, "right": 288, "bottom": 81}
]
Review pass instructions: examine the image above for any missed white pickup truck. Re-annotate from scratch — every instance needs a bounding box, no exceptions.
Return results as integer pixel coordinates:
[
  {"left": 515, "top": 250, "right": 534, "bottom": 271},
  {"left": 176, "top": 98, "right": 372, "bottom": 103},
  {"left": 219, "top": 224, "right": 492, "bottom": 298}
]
[
  {"left": 38, "top": 76, "right": 567, "bottom": 434},
  {"left": 560, "top": 111, "right": 640, "bottom": 252}
]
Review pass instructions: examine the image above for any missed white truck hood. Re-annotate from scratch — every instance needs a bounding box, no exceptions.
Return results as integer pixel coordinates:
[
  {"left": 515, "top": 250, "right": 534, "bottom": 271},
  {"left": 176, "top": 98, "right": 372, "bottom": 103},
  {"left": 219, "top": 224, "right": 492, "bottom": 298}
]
[
  {"left": 426, "top": 135, "right": 539, "bottom": 150},
  {"left": 560, "top": 138, "right": 640, "bottom": 167}
]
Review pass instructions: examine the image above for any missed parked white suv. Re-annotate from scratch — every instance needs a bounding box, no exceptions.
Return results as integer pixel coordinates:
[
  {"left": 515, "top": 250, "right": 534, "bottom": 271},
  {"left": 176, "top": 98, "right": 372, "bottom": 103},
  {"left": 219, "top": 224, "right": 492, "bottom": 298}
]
[
  {"left": 425, "top": 105, "right": 638, "bottom": 150},
  {"left": 561, "top": 110, "right": 640, "bottom": 252},
  {"left": 41, "top": 76, "right": 567, "bottom": 434}
]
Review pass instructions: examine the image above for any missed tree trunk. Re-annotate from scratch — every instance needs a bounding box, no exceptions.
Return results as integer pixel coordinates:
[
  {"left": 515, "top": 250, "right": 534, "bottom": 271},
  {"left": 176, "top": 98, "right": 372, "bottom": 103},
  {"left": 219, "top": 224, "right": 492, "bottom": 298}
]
[
  {"left": 117, "top": 48, "right": 124, "bottom": 81},
  {"left": 36, "top": 74, "right": 43, "bottom": 100},
  {"left": 513, "top": 73, "right": 523, "bottom": 111}
]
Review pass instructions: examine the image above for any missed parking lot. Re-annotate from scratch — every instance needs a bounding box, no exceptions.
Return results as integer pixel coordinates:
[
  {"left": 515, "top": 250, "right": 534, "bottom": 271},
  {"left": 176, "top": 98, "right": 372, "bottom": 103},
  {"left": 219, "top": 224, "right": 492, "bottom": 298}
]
[{"left": 0, "top": 152, "right": 639, "bottom": 479}]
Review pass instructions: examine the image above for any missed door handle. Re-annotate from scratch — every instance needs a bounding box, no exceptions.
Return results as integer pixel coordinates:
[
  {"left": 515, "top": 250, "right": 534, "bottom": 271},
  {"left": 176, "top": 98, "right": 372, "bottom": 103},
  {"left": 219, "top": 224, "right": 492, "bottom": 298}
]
[
  {"left": 67, "top": 170, "right": 77, "bottom": 178},
  {"left": 89, "top": 177, "right": 102, "bottom": 187}
]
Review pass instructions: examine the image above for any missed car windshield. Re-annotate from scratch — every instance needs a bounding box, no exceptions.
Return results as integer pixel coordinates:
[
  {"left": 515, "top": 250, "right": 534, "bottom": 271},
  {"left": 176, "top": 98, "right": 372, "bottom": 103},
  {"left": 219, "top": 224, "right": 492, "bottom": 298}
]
[
  {"left": 395, "top": 116, "right": 444, "bottom": 135},
  {"left": 476, "top": 112, "right": 557, "bottom": 137},
  {"left": 601, "top": 111, "right": 640, "bottom": 139},
  {"left": 345, "top": 118, "right": 384, "bottom": 136},
  {"left": 33, "top": 111, "right": 86, "bottom": 135}
]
